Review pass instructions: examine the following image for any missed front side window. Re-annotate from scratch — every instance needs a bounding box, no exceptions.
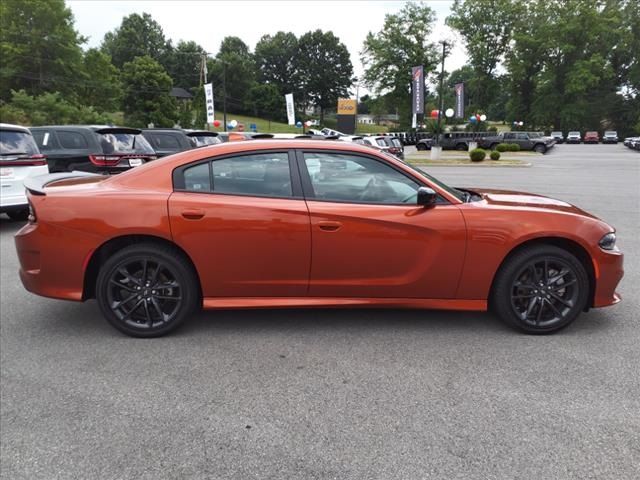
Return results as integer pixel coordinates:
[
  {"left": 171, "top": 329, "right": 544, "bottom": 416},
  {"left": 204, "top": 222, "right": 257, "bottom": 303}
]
[
  {"left": 212, "top": 152, "right": 292, "bottom": 197},
  {"left": 153, "top": 133, "right": 181, "bottom": 150},
  {"left": 303, "top": 152, "right": 420, "bottom": 204}
]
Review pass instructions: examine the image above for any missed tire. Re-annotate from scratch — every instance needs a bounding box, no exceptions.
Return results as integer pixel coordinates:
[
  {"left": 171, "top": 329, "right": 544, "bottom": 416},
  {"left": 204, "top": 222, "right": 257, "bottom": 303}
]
[
  {"left": 96, "top": 243, "right": 200, "bottom": 337},
  {"left": 490, "top": 143, "right": 499, "bottom": 151},
  {"left": 491, "top": 245, "right": 589, "bottom": 334},
  {"left": 7, "top": 209, "right": 29, "bottom": 221},
  {"left": 456, "top": 143, "right": 467, "bottom": 151},
  {"left": 416, "top": 143, "right": 426, "bottom": 151},
  {"left": 534, "top": 144, "right": 547, "bottom": 154}
]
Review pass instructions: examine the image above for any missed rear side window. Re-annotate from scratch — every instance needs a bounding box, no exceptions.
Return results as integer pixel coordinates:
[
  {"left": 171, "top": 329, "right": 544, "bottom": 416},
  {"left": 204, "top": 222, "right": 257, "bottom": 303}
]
[
  {"left": 152, "top": 133, "right": 182, "bottom": 151},
  {"left": 183, "top": 163, "right": 211, "bottom": 192},
  {"left": 212, "top": 153, "right": 292, "bottom": 197},
  {"left": 0, "top": 130, "right": 40, "bottom": 155},
  {"left": 31, "top": 130, "right": 58, "bottom": 151},
  {"left": 57, "top": 131, "right": 88, "bottom": 150}
]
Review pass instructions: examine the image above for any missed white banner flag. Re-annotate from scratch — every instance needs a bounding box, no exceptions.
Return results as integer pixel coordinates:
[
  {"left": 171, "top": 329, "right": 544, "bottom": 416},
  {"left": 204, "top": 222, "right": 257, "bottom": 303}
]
[
  {"left": 285, "top": 93, "right": 295, "bottom": 126},
  {"left": 204, "top": 83, "right": 215, "bottom": 124}
]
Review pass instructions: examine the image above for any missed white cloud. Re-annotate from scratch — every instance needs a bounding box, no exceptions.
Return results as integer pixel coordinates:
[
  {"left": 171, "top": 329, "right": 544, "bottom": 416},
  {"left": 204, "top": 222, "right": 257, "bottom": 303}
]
[{"left": 67, "top": 0, "right": 466, "bottom": 95}]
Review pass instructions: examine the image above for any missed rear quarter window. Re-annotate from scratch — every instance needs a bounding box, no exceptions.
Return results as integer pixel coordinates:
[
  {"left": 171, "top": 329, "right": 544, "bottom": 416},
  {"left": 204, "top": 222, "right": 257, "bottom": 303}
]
[{"left": 57, "top": 131, "right": 89, "bottom": 150}]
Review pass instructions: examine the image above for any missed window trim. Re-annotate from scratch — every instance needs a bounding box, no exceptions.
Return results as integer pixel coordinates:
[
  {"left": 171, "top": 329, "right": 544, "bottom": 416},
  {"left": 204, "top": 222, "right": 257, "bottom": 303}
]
[
  {"left": 172, "top": 148, "right": 304, "bottom": 200},
  {"left": 294, "top": 149, "right": 450, "bottom": 206}
]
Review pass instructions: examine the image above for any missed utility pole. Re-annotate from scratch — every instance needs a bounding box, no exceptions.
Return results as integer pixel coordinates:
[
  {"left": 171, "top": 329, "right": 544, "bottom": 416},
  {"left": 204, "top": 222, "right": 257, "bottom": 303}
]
[
  {"left": 222, "top": 62, "right": 227, "bottom": 132},
  {"left": 435, "top": 40, "right": 449, "bottom": 147}
]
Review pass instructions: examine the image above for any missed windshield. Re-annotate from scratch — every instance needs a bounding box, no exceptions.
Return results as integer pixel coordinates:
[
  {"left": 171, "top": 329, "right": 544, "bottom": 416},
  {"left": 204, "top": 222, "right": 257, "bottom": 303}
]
[
  {"left": 189, "top": 135, "right": 221, "bottom": 147},
  {"left": 375, "top": 138, "right": 388, "bottom": 147},
  {"left": 99, "top": 132, "right": 154, "bottom": 154},
  {"left": 569, "top": 131, "right": 580, "bottom": 135},
  {"left": 391, "top": 138, "right": 402, "bottom": 147},
  {"left": 551, "top": 132, "right": 562, "bottom": 135},
  {"left": 605, "top": 131, "right": 617, "bottom": 135},
  {"left": 396, "top": 158, "right": 466, "bottom": 202},
  {"left": 0, "top": 130, "right": 39, "bottom": 156}
]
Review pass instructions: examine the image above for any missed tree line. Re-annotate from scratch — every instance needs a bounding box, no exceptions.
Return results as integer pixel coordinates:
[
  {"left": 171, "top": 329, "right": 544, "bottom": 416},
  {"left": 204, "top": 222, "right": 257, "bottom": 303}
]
[{"left": 1, "top": 0, "right": 638, "bottom": 135}]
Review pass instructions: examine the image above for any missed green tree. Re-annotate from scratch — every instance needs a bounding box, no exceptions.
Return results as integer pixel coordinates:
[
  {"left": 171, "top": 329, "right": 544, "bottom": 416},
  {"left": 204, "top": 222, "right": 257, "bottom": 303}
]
[
  {"left": 254, "top": 32, "right": 300, "bottom": 98},
  {"left": 209, "top": 37, "right": 256, "bottom": 115},
  {"left": 0, "top": 90, "right": 111, "bottom": 125},
  {"left": 121, "top": 56, "right": 177, "bottom": 127},
  {"left": 165, "top": 40, "right": 207, "bottom": 90},
  {"left": 78, "top": 48, "right": 122, "bottom": 112},
  {"left": 0, "top": 0, "right": 85, "bottom": 100},
  {"left": 247, "top": 83, "right": 285, "bottom": 121},
  {"left": 361, "top": 2, "right": 438, "bottom": 127},
  {"left": 101, "top": 13, "right": 171, "bottom": 69},
  {"left": 296, "top": 30, "right": 353, "bottom": 123},
  {"left": 447, "top": 0, "right": 520, "bottom": 111}
]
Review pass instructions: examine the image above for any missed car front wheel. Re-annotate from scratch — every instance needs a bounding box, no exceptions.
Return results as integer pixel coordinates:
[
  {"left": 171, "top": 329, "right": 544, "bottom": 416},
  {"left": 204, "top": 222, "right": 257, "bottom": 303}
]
[
  {"left": 492, "top": 245, "right": 589, "bottom": 334},
  {"left": 96, "top": 243, "right": 199, "bottom": 337},
  {"left": 534, "top": 144, "right": 547, "bottom": 153},
  {"left": 416, "top": 143, "right": 426, "bottom": 151}
]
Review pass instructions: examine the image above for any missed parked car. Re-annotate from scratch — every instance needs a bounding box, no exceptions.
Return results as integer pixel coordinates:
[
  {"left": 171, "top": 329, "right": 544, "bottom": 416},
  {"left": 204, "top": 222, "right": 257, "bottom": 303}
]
[
  {"left": 16, "top": 139, "right": 623, "bottom": 337},
  {"left": 379, "top": 136, "right": 404, "bottom": 159},
  {"left": 584, "top": 131, "right": 600, "bottom": 144},
  {"left": 0, "top": 123, "right": 49, "bottom": 221},
  {"left": 602, "top": 131, "right": 619, "bottom": 144},
  {"left": 362, "top": 135, "right": 393, "bottom": 154},
  {"left": 623, "top": 137, "right": 640, "bottom": 151},
  {"left": 550, "top": 131, "right": 564, "bottom": 143},
  {"left": 142, "top": 129, "right": 221, "bottom": 157},
  {"left": 566, "top": 131, "right": 582, "bottom": 144},
  {"left": 479, "top": 131, "right": 555, "bottom": 153},
  {"left": 415, "top": 137, "right": 434, "bottom": 150},
  {"left": 30, "top": 126, "right": 157, "bottom": 174}
]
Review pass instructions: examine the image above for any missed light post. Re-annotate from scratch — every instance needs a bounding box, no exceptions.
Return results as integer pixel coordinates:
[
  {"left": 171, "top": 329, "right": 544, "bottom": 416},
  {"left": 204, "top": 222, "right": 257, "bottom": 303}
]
[{"left": 435, "top": 40, "right": 449, "bottom": 147}]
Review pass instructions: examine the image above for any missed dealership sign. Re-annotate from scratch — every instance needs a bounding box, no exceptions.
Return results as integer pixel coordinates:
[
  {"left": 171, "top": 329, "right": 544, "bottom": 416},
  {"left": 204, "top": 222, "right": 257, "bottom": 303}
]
[
  {"left": 412, "top": 66, "right": 424, "bottom": 115},
  {"left": 455, "top": 83, "right": 464, "bottom": 118},
  {"left": 285, "top": 93, "right": 295, "bottom": 125},
  {"left": 337, "top": 98, "right": 357, "bottom": 115},
  {"left": 204, "top": 83, "right": 214, "bottom": 124}
]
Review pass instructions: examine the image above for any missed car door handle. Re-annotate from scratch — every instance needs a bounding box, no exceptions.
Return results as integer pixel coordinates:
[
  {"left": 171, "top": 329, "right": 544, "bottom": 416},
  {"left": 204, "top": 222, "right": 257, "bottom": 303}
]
[
  {"left": 318, "top": 221, "right": 342, "bottom": 232},
  {"left": 181, "top": 209, "right": 205, "bottom": 220}
]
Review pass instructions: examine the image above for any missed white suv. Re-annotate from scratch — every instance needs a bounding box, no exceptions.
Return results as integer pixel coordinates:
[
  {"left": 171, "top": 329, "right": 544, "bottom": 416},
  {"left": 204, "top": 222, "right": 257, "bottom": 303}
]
[{"left": 0, "top": 123, "right": 49, "bottom": 221}]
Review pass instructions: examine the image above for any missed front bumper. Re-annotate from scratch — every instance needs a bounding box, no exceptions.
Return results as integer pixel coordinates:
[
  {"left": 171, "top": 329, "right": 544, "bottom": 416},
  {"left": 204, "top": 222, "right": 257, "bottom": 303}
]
[{"left": 592, "top": 249, "right": 624, "bottom": 308}]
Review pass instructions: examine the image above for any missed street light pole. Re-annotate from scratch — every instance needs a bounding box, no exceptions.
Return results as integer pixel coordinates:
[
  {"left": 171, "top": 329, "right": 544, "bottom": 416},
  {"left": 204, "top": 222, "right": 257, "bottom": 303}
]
[
  {"left": 436, "top": 40, "right": 448, "bottom": 147},
  {"left": 222, "top": 62, "right": 228, "bottom": 132}
]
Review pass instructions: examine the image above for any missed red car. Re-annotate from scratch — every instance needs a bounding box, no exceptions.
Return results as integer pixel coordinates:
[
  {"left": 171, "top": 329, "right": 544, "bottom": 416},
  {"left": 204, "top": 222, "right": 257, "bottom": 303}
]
[
  {"left": 584, "top": 131, "right": 600, "bottom": 143},
  {"left": 15, "top": 140, "right": 623, "bottom": 337}
]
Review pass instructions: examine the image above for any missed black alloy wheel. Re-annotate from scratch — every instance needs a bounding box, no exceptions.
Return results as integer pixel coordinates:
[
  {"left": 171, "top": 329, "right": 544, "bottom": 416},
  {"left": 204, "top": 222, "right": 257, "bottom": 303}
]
[
  {"left": 96, "top": 243, "right": 199, "bottom": 337},
  {"left": 492, "top": 245, "right": 589, "bottom": 334}
]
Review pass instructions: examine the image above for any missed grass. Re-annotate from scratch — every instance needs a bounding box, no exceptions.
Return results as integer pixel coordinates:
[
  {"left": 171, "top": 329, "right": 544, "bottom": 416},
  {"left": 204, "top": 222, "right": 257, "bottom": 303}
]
[
  {"left": 406, "top": 151, "right": 531, "bottom": 166},
  {"left": 210, "top": 113, "right": 388, "bottom": 134}
]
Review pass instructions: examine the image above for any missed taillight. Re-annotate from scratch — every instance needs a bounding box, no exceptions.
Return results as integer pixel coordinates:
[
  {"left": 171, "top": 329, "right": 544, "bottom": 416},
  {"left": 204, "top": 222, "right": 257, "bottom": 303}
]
[
  {"left": 0, "top": 154, "right": 47, "bottom": 167},
  {"left": 89, "top": 154, "right": 122, "bottom": 166},
  {"left": 28, "top": 199, "right": 36, "bottom": 223}
]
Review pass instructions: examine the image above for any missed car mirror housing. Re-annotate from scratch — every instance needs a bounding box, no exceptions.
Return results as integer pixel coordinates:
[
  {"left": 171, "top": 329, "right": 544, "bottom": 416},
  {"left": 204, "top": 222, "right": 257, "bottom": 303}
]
[{"left": 417, "top": 187, "right": 437, "bottom": 207}]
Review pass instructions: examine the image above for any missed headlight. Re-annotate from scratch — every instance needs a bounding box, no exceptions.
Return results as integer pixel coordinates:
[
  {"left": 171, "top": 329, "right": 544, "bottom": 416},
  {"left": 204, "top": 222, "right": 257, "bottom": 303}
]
[{"left": 599, "top": 232, "right": 617, "bottom": 251}]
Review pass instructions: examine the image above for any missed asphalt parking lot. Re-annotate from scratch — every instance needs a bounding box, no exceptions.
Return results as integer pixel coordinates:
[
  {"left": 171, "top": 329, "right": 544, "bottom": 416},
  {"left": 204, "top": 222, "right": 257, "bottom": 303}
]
[{"left": 1, "top": 143, "right": 639, "bottom": 479}]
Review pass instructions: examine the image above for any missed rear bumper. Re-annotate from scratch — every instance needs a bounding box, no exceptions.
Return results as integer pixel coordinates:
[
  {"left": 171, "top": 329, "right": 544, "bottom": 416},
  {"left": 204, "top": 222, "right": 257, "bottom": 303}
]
[
  {"left": 15, "top": 221, "right": 88, "bottom": 301},
  {"left": 0, "top": 192, "right": 28, "bottom": 210}
]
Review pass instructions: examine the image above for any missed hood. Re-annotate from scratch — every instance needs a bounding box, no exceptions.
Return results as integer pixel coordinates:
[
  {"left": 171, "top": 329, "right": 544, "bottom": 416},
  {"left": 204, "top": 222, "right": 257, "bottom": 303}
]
[{"left": 471, "top": 188, "right": 600, "bottom": 220}]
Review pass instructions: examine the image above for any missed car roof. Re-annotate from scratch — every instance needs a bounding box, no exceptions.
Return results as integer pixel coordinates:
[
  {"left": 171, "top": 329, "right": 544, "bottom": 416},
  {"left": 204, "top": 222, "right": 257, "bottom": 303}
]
[{"left": 0, "top": 123, "right": 31, "bottom": 133}]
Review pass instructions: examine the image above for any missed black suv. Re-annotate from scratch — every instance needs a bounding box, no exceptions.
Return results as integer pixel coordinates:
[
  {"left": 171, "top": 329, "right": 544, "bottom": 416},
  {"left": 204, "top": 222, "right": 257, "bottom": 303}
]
[
  {"left": 30, "top": 126, "right": 157, "bottom": 173},
  {"left": 141, "top": 129, "right": 220, "bottom": 157}
]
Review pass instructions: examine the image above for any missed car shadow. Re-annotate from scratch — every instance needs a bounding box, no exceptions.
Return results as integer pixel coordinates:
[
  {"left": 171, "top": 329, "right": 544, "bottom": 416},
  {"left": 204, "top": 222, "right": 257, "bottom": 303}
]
[{"left": 0, "top": 215, "right": 26, "bottom": 232}]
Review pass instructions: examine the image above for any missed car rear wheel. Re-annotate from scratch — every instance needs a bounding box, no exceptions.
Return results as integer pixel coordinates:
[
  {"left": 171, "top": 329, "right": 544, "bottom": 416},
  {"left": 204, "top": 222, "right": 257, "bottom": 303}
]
[
  {"left": 534, "top": 144, "right": 547, "bottom": 153},
  {"left": 456, "top": 143, "right": 467, "bottom": 151},
  {"left": 492, "top": 245, "right": 589, "bottom": 334},
  {"left": 96, "top": 243, "right": 199, "bottom": 337},
  {"left": 416, "top": 143, "right": 426, "bottom": 151},
  {"left": 6, "top": 209, "right": 29, "bottom": 221}
]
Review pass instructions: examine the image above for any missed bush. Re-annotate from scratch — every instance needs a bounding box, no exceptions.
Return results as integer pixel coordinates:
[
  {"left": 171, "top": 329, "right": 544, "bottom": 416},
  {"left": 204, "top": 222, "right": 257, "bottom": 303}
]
[
  {"left": 490, "top": 151, "right": 501, "bottom": 160},
  {"left": 469, "top": 148, "right": 486, "bottom": 162},
  {"left": 488, "top": 126, "right": 498, "bottom": 132},
  {"left": 508, "top": 143, "right": 521, "bottom": 151},
  {"left": 496, "top": 143, "right": 509, "bottom": 152}
]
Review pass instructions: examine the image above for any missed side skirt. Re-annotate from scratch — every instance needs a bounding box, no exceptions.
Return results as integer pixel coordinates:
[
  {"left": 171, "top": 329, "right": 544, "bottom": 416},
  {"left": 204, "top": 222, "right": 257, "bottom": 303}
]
[{"left": 202, "top": 297, "right": 487, "bottom": 311}]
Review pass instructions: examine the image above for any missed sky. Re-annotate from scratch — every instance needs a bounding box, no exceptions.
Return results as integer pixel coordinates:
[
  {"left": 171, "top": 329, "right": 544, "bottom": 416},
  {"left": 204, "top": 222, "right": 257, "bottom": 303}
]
[{"left": 67, "top": 0, "right": 466, "bottom": 95}]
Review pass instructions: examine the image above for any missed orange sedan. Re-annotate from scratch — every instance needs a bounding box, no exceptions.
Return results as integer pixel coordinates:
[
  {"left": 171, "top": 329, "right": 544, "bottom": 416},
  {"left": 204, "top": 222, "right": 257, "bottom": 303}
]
[{"left": 15, "top": 140, "right": 623, "bottom": 337}]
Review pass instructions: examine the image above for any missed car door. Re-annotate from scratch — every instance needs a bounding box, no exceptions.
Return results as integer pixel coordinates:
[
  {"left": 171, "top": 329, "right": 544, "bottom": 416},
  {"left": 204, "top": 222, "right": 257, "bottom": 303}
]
[
  {"left": 297, "top": 150, "right": 466, "bottom": 299},
  {"left": 515, "top": 133, "right": 531, "bottom": 149},
  {"left": 168, "top": 150, "right": 311, "bottom": 297}
]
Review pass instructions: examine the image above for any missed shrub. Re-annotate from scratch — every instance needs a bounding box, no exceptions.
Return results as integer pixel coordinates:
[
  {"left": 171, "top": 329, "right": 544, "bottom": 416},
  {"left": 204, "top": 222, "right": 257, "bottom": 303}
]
[
  {"left": 490, "top": 151, "right": 501, "bottom": 160},
  {"left": 469, "top": 148, "right": 486, "bottom": 162},
  {"left": 508, "top": 143, "right": 521, "bottom": 151},
  {"left": 488, "top": 126, "right": 498, "bottom": 132},
  {"left": 496, "top": 143, "right": 509, "bottom": 152}
]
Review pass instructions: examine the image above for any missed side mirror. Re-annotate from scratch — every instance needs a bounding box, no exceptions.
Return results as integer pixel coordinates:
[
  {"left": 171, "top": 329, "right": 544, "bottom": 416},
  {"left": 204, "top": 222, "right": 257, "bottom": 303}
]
[{"left": 417, "top": 187, "right": 437, "bottom": 207}]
